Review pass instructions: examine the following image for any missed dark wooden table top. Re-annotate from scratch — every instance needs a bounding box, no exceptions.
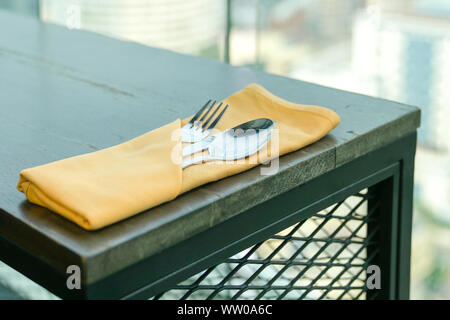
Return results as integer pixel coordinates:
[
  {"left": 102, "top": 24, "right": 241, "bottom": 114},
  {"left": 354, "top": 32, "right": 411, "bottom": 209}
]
[{"left": 0, "top": 10, "right": 420, "bottom": 285}]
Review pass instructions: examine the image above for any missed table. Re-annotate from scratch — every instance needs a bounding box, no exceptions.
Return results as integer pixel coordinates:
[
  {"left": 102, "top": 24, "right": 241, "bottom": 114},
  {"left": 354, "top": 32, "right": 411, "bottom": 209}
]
[{"left": 0, "top": 10, "right": 420, "bottom": 300}]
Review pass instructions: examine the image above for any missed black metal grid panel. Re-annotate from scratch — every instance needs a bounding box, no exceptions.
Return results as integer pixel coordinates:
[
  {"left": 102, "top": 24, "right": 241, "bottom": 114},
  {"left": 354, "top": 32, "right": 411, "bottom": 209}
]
[{"left": 153, "top": 189, "right": 380, "bottom": 300}]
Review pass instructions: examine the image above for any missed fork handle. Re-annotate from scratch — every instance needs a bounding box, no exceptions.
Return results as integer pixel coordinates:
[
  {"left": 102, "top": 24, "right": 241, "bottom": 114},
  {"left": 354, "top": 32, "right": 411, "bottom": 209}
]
[
  {"left": 182, "top": 156, "right": 212, "bottom": 169},
  {"left": 182, "top": 136, "right": 215, "bottom": 157}
]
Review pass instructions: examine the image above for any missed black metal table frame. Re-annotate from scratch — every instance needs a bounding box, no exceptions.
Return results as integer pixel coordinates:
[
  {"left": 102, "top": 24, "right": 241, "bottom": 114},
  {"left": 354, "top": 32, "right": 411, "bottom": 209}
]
[{"left": 0, "top": 132, "right": 416, "bottom": 300}]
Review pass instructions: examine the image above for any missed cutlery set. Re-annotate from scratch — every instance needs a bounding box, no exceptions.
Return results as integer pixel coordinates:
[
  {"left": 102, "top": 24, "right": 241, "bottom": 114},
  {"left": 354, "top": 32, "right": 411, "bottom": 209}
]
[
  {"left": 181, "top": 100, "right": 276, "bottom": 169},
  {"left": 181, "top": 100, "right": 229, "bottom": 143}
]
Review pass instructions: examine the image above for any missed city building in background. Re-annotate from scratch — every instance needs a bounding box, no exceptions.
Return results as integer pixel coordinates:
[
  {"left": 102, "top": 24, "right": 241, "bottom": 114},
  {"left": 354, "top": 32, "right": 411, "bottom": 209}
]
[
  {"left": 39, "top": 0, "right": 227, "bottom": 60},
  {"left": 0, "top": 0, "right": 449, "bottom": 299}
]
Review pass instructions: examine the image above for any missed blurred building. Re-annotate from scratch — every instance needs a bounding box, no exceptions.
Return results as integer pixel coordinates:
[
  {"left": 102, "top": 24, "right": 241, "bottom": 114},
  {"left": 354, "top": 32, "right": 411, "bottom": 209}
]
[
  {"left": 39, "top": 0, "right": 226, "bottom": 59},
  {"left": 352, "top": 6, "right": 450, "bottom": 229},
  {"left": 353, "top": 10, "right": 450, "bottom": 151}
]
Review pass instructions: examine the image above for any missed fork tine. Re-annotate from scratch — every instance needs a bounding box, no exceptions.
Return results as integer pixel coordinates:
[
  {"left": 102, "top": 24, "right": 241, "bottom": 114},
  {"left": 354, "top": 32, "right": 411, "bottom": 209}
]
[
  {"left": 189, "top": 99, "right": 212, "bottom": 125},
  {"left": 201, "top": 102, "right": 223, "bottom": 130},
  {"left": 195, "top": 100, "right": 216, "bottom": 126},
  {"left": 204, "top": 104, "right": 228, "bottom": 132}
]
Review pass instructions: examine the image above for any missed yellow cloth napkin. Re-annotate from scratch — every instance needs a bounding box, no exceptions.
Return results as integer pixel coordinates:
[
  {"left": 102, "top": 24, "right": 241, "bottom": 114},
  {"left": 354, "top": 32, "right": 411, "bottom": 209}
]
[{"left": 17, "top": 84, "right": 340, "bottom": 230}]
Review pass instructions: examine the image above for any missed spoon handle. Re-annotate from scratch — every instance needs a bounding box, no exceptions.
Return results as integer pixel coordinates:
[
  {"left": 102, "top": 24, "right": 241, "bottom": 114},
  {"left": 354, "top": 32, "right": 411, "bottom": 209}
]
[{"left": 182, "top": 156, "right": 212, "bottom": 169}]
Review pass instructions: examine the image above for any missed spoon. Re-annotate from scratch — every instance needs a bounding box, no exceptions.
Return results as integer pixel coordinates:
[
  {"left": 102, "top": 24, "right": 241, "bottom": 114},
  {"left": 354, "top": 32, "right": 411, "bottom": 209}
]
[{"left": 182, "top": 118, "right": 276, "bottom": 169}]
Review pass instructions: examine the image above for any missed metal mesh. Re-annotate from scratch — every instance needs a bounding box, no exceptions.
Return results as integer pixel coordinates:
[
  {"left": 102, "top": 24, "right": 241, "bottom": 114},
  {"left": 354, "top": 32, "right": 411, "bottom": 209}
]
[{"left": 154, "top": 189, "right": 380, "bottom": 300}]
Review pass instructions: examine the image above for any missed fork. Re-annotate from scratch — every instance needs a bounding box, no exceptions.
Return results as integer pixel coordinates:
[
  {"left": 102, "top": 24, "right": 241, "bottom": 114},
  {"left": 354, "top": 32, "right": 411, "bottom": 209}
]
[{"left": 181, "top": 100, "right": 229, "bottom": 143}]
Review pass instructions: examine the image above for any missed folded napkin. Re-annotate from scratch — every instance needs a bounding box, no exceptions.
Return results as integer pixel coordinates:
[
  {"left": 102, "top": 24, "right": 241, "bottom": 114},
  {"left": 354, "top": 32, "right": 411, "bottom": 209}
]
[{"left": 17, "top": 84, "right": 340, "bottom": 230}]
